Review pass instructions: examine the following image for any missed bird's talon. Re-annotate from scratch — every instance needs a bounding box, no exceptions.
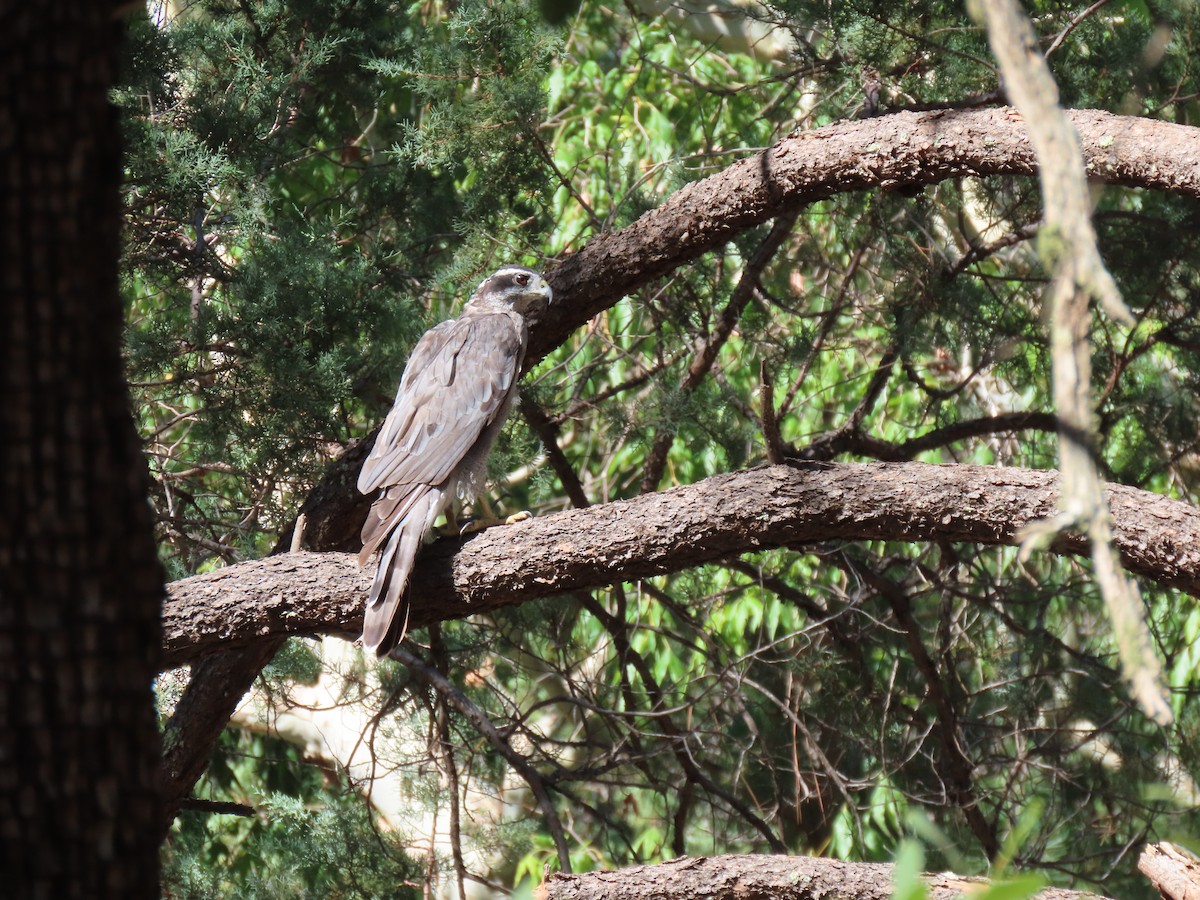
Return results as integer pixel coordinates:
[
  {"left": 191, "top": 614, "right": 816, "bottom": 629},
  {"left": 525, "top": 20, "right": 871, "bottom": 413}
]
[{"left": 458, "top": 510, "right": 533, "bottom": 535}]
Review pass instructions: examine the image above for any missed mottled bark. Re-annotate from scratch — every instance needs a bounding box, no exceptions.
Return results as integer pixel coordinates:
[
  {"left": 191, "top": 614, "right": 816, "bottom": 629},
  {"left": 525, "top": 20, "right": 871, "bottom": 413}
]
[
  {"left": 0, "top": 4, "right": 164, "bottom": 896},
  {"left": 536, "top": 854, "right": 1114, "bottom": 900},
  {"left": 162, "top": 462, "right": 1200, "bottom": 666}
]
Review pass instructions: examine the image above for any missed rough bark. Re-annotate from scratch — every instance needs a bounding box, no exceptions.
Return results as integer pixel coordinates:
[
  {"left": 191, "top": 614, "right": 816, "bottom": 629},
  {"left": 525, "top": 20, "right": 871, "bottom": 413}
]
[
  {"left": 535, "top": 108, "right": 1200, "bottom": 363},
  {"left": 1139, "top": 843, "right": 1200, "bottom": 900},
  {"left": 158, "top": 637, "right": 285, "bottom": 832},
  {"left": 274, "top": 108, "right": 1200, "bottom": 574},
  {"left": 0, "top": 4, "right": 164, "bottom": 896},
  {"left": 536, "top": 854, "right": 1113, "bottom": 900},
  {"left": 162, "top": 462, "right": 1200, "bottom": 666},
  {"left": 158, "top": 431, "right": 373, "bottom": 827}
]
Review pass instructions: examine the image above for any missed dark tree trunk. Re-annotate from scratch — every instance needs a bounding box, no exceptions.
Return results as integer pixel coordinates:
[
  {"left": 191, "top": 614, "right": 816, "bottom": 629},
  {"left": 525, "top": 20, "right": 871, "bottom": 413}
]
[{"left": 0, "top": 3, "right": 165, "bottom": 896}]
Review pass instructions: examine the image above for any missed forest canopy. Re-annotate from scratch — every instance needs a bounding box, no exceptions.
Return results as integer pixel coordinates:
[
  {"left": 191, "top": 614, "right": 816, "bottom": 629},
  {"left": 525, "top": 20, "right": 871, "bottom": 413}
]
[{"left": 114, "top": 1, "right": 1200, "bottom": 897}]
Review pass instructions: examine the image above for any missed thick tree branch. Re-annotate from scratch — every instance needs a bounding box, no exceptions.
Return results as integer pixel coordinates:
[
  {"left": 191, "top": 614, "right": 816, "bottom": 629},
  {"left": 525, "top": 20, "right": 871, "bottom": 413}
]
[
  {"left": 163, "top": 462, "right": 1200, "bottom": 666},
  {"left": 176, "top": 798, "right": 255, "bottom": 817},
  {"left": 159, "top": 439, "right": 375, "bottom": 826},
  {"left": 1140, "top": 842, "right": 1200, "bottom": 900},
  {"left": 266, "top": 107, "right": 1200, "bottom": 614},
  {"left": 535, "top": 854, "right": 1115, "bottom": 900},
  {"left": 158, "top": 637, "right": 286, "bottom": 831},
  {"left": 537, "top": 108, "right": 1200, "bottom": 363}
]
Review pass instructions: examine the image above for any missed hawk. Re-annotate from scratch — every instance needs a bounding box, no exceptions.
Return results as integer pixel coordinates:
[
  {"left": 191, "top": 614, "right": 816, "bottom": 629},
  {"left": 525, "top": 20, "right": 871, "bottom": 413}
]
[{"left": 357, "top": 266, "right": 553, "bottom": 656}]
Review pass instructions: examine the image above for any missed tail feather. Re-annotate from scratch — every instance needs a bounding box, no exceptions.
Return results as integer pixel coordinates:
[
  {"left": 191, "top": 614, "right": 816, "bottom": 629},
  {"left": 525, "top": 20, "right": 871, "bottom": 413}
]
[
  {"left": 360, "top": 488, "right": 443, "bottom": 656},
  {"left": 359, "top": 485, "right": 421, "bottom": 566}
]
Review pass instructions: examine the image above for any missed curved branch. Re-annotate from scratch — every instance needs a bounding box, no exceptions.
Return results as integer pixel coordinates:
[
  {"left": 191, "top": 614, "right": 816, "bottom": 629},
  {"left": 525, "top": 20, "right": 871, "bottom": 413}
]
[
  {"left": 796, "top": 411, "right": 1060, "bottom": 462},
  {"left": 163, "top": 461, "right": 1200, "bottom": 667},
  {"left": 268, "top": 107, "right": 1200, "bottom": 605},
  {"left": 156, "top": 105, "right": 1200, "bottom": 829},
  {"left": 537, "top": 108, "right": 1200, "bottom": 363}
]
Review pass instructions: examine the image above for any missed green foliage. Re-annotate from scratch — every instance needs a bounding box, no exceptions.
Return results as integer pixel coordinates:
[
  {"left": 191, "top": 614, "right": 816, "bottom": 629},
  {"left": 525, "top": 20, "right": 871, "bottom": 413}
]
[
  {"left": 120, "top": 0, "right": 554, "bottom": 566},
  {"left": 892, "top": 840, "right": 930, "bottom": 900},
  {"left": 124, "top": 0, "right": 1200, "bottom": 896},
  {"left": 164, "top": 732, "right": 418, "bottom": 899}
]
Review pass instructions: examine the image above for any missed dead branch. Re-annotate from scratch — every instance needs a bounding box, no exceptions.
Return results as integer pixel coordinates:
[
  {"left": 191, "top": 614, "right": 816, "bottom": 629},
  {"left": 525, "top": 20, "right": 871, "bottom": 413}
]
[{"left": 1139, "top": 842, "right": 1200, "bottom": 900}]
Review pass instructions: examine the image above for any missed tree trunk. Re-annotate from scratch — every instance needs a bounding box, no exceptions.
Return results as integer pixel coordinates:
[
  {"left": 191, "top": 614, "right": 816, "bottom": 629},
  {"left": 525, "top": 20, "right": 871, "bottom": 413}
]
[{"left": 0, "top": 4, "right": 165, "bottom": 896}]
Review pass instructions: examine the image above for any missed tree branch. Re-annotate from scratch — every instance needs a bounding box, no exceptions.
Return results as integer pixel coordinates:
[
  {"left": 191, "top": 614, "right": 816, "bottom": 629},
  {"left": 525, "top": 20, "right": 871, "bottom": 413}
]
[
  {"left": 537, "top": 108, "right": 1200, "bottom": 364},
  {"left": 390, "top": 643, "right": 574, "bottom": 874},
  {"left": 176, "top": 798, "right": 255, "bottom": 818},
  {"left": 640, "top": 211, "right": 798, "bottom": 492},
  {"left": 163, "top": 462, "right": 1200, "bottom": 666},
  {"left": 158, "top": 637, "right": 285, "bottom": 832},
  {"left": 156, "top": 105, "right": 1200, "bottom": 814},
  {"left": 255, "top": 107, "right": 1200, "bottom": 651},
  {"left": 979, "top": 1, "right": 1169, "bottom": 723},
  {"left": 535, "top": 853, "right": 1116, "bottom": 900},
  {"left": 1139, "top": 842, "right": 1200, "bottom": 900},
  {"left": 795, "top": 411, "right": 1060, "bottom": 462}
]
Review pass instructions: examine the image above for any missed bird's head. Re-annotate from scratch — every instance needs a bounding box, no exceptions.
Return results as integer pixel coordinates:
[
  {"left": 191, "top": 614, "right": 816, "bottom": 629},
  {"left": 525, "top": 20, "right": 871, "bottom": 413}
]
[{"left": 469, "top": 266, "right": 553, "bottom": 317}]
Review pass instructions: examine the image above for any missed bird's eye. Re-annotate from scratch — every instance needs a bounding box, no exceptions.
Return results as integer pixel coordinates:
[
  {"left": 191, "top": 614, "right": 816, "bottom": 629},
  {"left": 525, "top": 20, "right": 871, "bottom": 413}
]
[{"left": 514, "top": 272, "right": 530, "bottom": 286}]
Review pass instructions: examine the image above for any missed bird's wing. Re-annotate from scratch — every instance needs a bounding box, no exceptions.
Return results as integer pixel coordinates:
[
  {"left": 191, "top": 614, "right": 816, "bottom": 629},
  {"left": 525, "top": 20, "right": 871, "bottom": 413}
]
[
  {"left": 357, "top": 311, "right": 526, "bottom": 496},
  {"left": 356, "top": 310, "right": 527, "bottom": 656}
]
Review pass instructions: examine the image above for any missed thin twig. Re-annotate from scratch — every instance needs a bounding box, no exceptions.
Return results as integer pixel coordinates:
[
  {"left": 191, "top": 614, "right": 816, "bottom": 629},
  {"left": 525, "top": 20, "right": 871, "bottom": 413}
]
[
  {"left": 178, "top": 797, "right": 255, "bottom": 817},
  {"left": 1044, "top": 0, "right": 1111, "bottom": 59},
  {"left": 641, "top": 211, "right": 798, "bottom": 491},
  {"left": 389, "top": 644, "right": 574, "bottom": 874}
]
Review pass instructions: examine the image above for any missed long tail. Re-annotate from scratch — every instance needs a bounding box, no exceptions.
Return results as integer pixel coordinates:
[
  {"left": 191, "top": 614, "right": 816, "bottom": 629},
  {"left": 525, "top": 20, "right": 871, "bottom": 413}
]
[{"left": 360, "top": 488, "right": 442, "bottom": 656}]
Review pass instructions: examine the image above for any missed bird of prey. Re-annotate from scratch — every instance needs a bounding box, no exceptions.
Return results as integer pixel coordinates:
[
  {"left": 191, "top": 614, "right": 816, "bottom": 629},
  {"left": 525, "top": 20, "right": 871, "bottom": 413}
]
[{"left": 357, "top": 266, "right": 553, "bottom": 656}]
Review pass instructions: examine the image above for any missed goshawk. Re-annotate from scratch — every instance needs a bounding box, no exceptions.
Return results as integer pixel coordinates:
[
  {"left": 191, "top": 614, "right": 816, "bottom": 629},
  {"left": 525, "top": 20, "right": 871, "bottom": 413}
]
[{"left": 357, "top": 266, "right": 553, "bottom": 656}]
